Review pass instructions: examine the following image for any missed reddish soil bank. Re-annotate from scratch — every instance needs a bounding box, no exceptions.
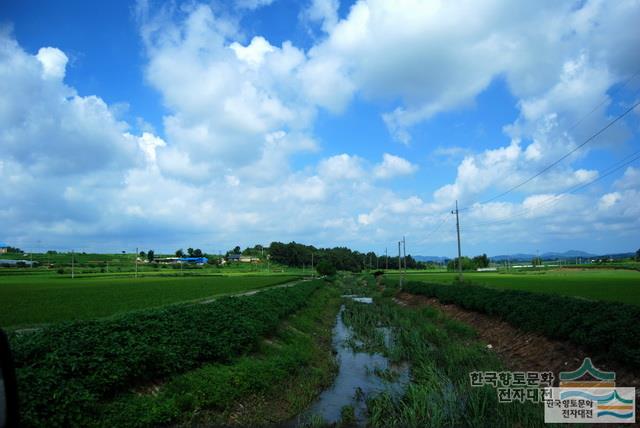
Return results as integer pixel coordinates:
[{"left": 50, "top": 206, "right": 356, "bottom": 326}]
[{"left": 394, "top": 292, "right": 640, "bottom": 392}]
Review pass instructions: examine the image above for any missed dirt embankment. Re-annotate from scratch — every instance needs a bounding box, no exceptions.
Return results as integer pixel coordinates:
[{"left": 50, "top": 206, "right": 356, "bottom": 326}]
[{"left": 395, "top": 292, "right": 640, "bottom": 391}]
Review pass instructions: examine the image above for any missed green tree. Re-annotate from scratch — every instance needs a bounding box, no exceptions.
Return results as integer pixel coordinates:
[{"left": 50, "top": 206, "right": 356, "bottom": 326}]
[
  {"left": 193, "top": 248, "right": 203, "bottom": 257},
  {"left": 472, "top": 254, "right": 490, "bottom": 268},
  {"left": 636, "top": 248, "right": 640, "bottom": 262},
  {"left": 147, "top": 250, "right": 155, "bottom": 262},
  {"left": 175, "top": 249, "right": 184, "bottom": 257},
  {"left": 139, "top": 250, "right": 146, "bottom": 258},
  {"left": 316, "top": 259, "right": 337, "bottom": 276},
  {"left": 187, "top": 248, "right": 194, "bottom": 257},
  {"left": 447, "top": 256, "right": 474, "bottom": 271},
  {"left": 242, "top": 245, "right": 264, "bottom": 256},
  {"left": 233, "top": 246, "right": 241, "bottom": 254},
  {"left": 532, "top": 256, "right": 543, "bottom": 266}
]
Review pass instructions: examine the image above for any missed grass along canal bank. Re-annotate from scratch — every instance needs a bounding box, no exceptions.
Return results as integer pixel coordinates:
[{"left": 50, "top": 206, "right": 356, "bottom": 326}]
[
  {"left": 293, "top": 273, "right": 545, "bottom": 427},
  {"left": 93, "top": 281, "right": 342, "bottom": 427},
  {"left": 338, "top": 275, "right": 543, "bottom": 427}
]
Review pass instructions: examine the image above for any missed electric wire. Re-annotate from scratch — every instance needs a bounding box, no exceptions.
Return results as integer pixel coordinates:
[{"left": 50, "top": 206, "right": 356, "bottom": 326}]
[
  {"left": 460, "top": 98, "right": 640, "bottom": 210},
  {"left": 462, "top": 149, "right": 640, "bottom": 231},
  {"left": 418, "top": 72, "right": 640, "bottom": 243}
]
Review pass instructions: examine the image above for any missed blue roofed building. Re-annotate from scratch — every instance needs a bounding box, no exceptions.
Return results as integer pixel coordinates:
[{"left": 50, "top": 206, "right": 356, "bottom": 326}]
[{"left": 179, "top": 257, "right": 208, "bottom": 265}]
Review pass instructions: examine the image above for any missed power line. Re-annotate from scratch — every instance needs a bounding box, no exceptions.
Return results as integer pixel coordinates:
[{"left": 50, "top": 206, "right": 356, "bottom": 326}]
[
  {"left": 422, "top": 214, "right": 451, "bottom": 240},
  {"left": 464, "top": 154, "right": 640, "bottom": 230},
  {"left": 418, "top": 79, "right": 640, "bottom": 241},
  {"left": 564, "top": 69, "right": 640, "bottom": 134},
  {"left": 462, "top": 98, "right": 640, "bottom": 209},
  {"left": 462, "top": 149, "right": 640, "bottom": 230}
]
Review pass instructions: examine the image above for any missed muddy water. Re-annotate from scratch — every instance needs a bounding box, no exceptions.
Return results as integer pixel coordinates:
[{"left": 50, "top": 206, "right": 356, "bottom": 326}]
[{"left": 291, "top": 300, "right": 409, "bottom": 426}]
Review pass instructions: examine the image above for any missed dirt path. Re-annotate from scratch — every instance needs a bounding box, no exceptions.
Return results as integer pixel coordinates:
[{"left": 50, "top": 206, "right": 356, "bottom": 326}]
[
  {"left": 198, "top": 278, "right": 311, "bottom": 304},
  {"left": 394, "top": 292, "right": 640, "bottom": 392}
]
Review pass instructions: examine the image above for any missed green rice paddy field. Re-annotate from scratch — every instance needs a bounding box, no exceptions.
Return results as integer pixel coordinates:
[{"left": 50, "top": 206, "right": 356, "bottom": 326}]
[
  {"left": 0, "top": 273, "right": 300, "bottom": 328},
  {"left": 390, "top": 269, "right": 640, "bottom": 306}
]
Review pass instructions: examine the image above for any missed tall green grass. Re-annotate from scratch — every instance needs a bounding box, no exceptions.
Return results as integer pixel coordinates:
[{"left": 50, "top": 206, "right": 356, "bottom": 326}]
[
  {"left": 403, "top": 280, "right": 640, "bottom": 368},
  {"left": 340, "top": 276, "right": 545, "bottom": 427}
]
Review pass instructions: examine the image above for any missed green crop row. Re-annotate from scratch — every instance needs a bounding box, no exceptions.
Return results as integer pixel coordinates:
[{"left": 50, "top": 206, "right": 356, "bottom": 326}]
[
  {"left": 10, "top": 280, "right": 321, "bottom": 427},
  {"left": 402, "top": 281, "right": 640, "bottom": 369}
]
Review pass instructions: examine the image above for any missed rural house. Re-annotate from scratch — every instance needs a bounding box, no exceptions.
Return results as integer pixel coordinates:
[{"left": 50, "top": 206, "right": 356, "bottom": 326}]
[{"left": 227, "top": 254, "right": 260, "bottom": 263}]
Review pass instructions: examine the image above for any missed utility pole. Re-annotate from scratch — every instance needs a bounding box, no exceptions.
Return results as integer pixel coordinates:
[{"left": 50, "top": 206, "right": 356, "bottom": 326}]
[
  {"left": 398, "top": 241, "right": 402, "bottom": 286},
  {"left": 71, "top": 249, "right": 75, "bottom": 279},
  {"left": 452, "top": 200, "right": 463, "bottom": 280},
  {"left": 311, "top": 253, "right": 314, "bottom": 277},
  {"left": 402, "top": 236, "right": 407, "bottom": 272},
  {"left": 385, "top": 247, "right": 388, "bottom": 270},
  {"left": 135, "top": 247, "right": 139, "bottom": 278}
]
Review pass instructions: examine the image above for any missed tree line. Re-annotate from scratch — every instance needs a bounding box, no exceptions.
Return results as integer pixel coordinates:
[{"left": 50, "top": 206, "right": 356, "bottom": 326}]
[
  {"left": 446, "top": 254, "right": 490, "bottom": 271},
  {"left": 259, "top": 241, "right": 435, "bottom": 272}
]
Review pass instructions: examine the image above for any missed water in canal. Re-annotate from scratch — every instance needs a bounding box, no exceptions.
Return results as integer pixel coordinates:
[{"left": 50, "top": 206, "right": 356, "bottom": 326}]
[{"left": 291, "top": 298, "right": 409, "bottom": 426}]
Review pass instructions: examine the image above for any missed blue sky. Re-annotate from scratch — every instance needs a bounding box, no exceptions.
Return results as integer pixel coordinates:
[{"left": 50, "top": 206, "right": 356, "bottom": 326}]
[{"left": 1, "top": 0, "right": 639, "bottom": 256}]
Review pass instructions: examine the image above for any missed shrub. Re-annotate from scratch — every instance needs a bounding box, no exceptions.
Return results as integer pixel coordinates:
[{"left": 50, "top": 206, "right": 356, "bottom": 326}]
[
  {"left": 11, "top": 281, "right": 321, "bottom": 427},
  {"left": 316, "top": 259, "right": 337, "bottom": 276},
  {"left": 402, "top": 281, "right": 640, "bottom": 369}
]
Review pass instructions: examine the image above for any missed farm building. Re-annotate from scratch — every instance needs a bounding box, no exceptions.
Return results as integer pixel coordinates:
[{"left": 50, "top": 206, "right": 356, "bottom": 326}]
[
  {"left": 227, "top": 254, "right": 260, "bottom": 263},
  {"left": 0, "top": 259, "right": 36, "bottom": 267},
  {"left": 179, "top": 257, "right": 208, "bottom": 265},
  {"left": 0, "top": 242, "right": 8, "bottom": 254},
  {"left": 154, "top": 257, "right": 208, "bottom": 265}
]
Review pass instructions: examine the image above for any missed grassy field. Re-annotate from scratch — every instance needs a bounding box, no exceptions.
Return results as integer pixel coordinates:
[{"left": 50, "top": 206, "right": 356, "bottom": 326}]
[
  {"left": 0, "top": 273, "right": 300, "bottom": 328},
  {"left": 389, "top": 269, "right": 640, "bottom": 305}
]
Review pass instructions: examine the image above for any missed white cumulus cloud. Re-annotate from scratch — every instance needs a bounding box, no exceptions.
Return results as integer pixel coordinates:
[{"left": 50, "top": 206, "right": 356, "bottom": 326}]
[
  {"left": 36, "top": 46, "right": 68, "bottom": 79},
  {"left": 373, "top": 153, "right": 417, "bottom": 179}
]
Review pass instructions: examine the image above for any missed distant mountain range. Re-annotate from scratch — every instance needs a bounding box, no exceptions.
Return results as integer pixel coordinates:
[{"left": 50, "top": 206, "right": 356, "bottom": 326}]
[
  {"left": 414, "top": 250, "right": 635, "bottom": 263},
  {"left": 491, "top": 250, "right": 596, "bottom": 262},
  {"left": 413, "top": 255, "right": 449, "bottom": 263}
]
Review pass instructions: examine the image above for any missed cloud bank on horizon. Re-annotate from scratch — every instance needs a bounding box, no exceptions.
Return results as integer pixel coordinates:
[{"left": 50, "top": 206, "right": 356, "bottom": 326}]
[{"left": 1, "top": 0, "right": 639, "bottom": 255}]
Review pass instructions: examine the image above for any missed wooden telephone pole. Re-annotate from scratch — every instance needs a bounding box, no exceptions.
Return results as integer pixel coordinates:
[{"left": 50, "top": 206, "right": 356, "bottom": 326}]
[{"left": 451, "top": 200, "right": 463, "bottom": 280}]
